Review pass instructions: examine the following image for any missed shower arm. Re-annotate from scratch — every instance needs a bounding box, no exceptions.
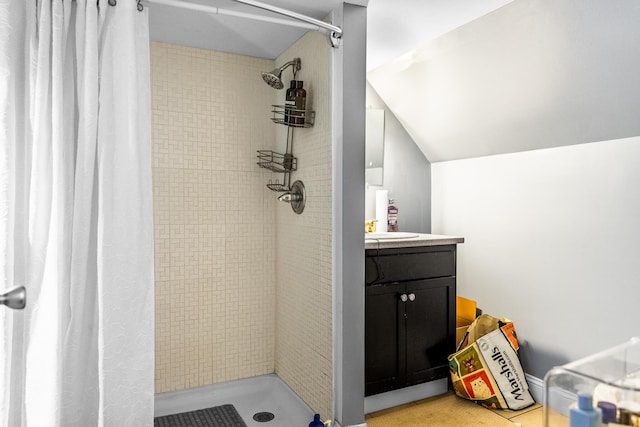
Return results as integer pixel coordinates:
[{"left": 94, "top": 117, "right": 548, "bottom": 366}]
[
  {"left": 230, "top": 0, "right": 343, "bottom": 47},
  {"left": 280, "top": 59, "right": 301, "bottom": 79}
]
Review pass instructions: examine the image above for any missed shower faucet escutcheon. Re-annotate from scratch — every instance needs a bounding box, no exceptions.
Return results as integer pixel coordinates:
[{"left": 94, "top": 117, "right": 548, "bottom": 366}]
[{"left": 277, "top": 180, "right": 305, "bottom": 214}]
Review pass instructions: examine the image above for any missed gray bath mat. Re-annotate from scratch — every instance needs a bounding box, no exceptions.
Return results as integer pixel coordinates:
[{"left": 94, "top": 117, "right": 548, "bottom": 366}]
[{"left": 154, "top": 404, "right": 247, "bottom": 427}]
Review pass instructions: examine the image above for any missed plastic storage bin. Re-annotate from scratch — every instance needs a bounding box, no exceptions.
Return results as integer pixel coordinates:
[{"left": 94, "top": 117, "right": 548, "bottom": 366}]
[{"left": 544, "top": 338, "right": 640, "bottom": 426}]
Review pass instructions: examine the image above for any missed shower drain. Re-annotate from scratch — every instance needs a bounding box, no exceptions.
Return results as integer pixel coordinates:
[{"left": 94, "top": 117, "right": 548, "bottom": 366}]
[{"left": 253, "top": 412, "right": 275, "bottom": 422}]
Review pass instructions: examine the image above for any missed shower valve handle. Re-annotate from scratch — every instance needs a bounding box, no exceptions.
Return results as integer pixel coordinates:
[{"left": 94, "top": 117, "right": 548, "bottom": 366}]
[{"left": 278, "top": 192, "right": 302, "bottom": 203}]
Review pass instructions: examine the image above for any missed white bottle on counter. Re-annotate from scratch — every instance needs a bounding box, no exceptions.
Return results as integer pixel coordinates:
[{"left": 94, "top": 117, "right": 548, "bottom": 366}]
[{"left": 375, "top": 190, "right": 388, "bottom": 233}]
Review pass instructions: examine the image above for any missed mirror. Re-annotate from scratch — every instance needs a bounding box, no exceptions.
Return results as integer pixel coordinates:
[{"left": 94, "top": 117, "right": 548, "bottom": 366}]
[{"left": 365, "top": 109, "right": 385, "bottom": 186}]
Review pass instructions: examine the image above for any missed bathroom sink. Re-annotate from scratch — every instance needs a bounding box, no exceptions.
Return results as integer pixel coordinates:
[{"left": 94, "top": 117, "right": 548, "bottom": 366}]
[{"left": 365, "top": 232, "right": 419, "bottom": 240}]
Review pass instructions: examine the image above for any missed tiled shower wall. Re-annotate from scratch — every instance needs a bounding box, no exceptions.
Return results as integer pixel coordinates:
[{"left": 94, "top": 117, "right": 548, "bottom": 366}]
[
  {"left": 274, "top": 32, "right": 333, "bottom": 420},
  {"left": 150, "top": 34, "right": 334, "bottom": 421},
  {"left": 150, "top": 42, "right": 277, "bottom": 392}
]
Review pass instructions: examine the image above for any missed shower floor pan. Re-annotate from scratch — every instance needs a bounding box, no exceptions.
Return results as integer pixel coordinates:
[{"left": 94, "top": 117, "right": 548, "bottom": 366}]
[{"left": 154, "top": 374, "right": 314, "bottom": 427}]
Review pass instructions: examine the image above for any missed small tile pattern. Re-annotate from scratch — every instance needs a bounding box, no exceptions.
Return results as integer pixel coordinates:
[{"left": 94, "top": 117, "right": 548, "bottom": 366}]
[
  {"left": 150, "top": 34, "right": 334, "bottom": 420},
  {"left": 272, "top": 32, "right": 334, "bottom": 421},
  {"left": 151, "top": 42, "right": 277, "bottom": 393}
]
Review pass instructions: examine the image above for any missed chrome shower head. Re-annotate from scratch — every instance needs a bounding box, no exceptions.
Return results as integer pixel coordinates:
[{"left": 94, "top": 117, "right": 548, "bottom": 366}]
[
  {"left": 262, "top": 70, "right": 285, "bottom": 89},
  {"left": 261, "top": 58, "right": 301, "bottom": 90}
]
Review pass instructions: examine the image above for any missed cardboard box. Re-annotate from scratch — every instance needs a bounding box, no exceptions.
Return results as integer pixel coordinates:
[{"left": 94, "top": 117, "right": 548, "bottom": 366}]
[
  {"left": 456, "top": 296, "right": 477, "bottom": 348},
  {"left": 456, "top": 320, "right": 472, "bottom": 349}
]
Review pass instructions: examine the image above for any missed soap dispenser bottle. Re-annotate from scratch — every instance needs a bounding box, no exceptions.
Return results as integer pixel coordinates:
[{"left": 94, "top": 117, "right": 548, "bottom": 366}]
[
  {"left": 309, "top": 413, "right": 324, "bottom": 427},
  {"left": 293, "top": 80, "right": 306, "bottom": 126},
  {"left": 570, "top": 393, "right": 602, "bottom": 427},
  {"left": 387, "top": 199, "right": 398, "bottom": 232},
  {"left": 285, "top": 80, "right": 297, "bottom": 124}
]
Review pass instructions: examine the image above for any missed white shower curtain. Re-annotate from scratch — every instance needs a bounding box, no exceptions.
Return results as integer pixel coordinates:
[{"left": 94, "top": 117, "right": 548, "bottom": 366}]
[{"left": 0, "top": 0, "right": 154, "bottom": 426}]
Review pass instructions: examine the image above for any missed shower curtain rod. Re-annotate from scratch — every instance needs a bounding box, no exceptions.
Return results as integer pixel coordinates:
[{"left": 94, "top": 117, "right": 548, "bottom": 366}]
[
  {"left": 143, "top": 0, "right": 343, "bottom": 47},
  {"left": 232, "top": 0, "right": 342, "bottom": 45}
]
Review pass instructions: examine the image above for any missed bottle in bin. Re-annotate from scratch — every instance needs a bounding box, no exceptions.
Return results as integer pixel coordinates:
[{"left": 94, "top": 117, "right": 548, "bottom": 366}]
[
  {"left": 285, "top": 80, "right": 297, "bottom": 125},
  {"left": 569, "top": 393, "right": 601, "bottom": 427},
  {"left": 293, "top": 80, "right": 306, "bottom": 126}
]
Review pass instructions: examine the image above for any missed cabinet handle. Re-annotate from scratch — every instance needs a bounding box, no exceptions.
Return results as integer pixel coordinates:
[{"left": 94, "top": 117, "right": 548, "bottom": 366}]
[
  {"left": 399, "top": 293, "right": 408, "bottom": 302},
  {"left": 408, "top": 293, "right": 416, "bottom": 302}
]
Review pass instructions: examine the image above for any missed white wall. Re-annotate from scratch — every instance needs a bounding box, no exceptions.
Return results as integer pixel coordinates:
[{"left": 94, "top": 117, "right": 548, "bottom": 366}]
[
  {"left": 366, "top": 0, "right": 513, "bottom": 71},
  {"left": 365, "top": 83, "right": 431, "bottom": 233},
  {"left": 368, "top": 0, "right": 640, "bottom": 162},
  {"left": 432, "top": 137, "right": 640, "bottom": 378}
]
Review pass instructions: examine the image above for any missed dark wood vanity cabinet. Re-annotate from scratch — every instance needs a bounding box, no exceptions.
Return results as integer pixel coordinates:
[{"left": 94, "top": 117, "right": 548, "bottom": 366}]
[{"left": 365, "top": 245, "right": 457, "bottom": 396}]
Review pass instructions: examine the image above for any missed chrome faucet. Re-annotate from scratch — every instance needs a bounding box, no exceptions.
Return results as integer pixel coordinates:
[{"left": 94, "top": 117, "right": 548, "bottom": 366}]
[
  {"left": 278, "top": 192, "right": 302, "bottom": 203},
  {"left": 277, "top": 180, "right": 305, "bottom": 214}
]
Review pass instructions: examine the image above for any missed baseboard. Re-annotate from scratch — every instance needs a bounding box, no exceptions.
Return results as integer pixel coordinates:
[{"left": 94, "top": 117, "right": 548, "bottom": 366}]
[
  {"left": 364, "top": 378, "right": 448, "bottom": 414},
  {"left": 525, "top": 373, "right": 576, "bottom": 417},
  {"left": 525, "top": 373, "right": 545, "bottom": 404}
]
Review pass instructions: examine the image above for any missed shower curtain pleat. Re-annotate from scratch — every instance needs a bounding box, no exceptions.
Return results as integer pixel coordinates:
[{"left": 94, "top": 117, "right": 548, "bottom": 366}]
[{"left": 0, "top": 1, "right": 154, "bottom": 426}]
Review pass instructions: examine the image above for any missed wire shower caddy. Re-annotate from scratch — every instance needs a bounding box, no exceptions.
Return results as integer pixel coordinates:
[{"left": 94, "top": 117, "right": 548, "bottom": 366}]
[{"left": 257, "top": 104, "right": 314, "bottom": 192}]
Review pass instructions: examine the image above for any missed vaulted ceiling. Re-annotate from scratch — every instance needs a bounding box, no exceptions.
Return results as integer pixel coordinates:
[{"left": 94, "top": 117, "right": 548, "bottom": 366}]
[
  {"left": 368, "top": 0, "right": 640, "bottom": 162},
  {"left": 147, "top": 0, "right": 640, "bottom": 163},
  {"left": 146, "top": 0, "right": 510, "bottom": 62},
  {"left": 147, "top": 0, "right": 365, "bottom": 59}
]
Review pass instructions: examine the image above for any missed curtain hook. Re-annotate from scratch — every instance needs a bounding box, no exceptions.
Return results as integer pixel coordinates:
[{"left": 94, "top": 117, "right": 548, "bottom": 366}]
[{"left": 102, "top": 0, "right": 143, "bottom": 11}]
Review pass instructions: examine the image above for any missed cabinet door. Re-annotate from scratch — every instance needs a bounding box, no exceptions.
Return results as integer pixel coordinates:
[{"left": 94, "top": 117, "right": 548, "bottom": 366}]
[
  {"left": 405, "top": 277, "right": 456, "bottom": 386},
  {"left": 365, "top": 282, "right": 405, "bottom": 396}
]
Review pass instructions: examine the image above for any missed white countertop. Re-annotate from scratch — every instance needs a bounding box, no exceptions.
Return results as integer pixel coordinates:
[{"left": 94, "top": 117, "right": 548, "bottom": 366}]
[{"left": 364, "top": 233, "right": 464, "bottom": 250}]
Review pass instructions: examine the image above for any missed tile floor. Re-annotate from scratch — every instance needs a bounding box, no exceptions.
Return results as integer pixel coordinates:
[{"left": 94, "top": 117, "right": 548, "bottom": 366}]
[{"left": 365, "top": 392, "right": 565, "bottom": 427}]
